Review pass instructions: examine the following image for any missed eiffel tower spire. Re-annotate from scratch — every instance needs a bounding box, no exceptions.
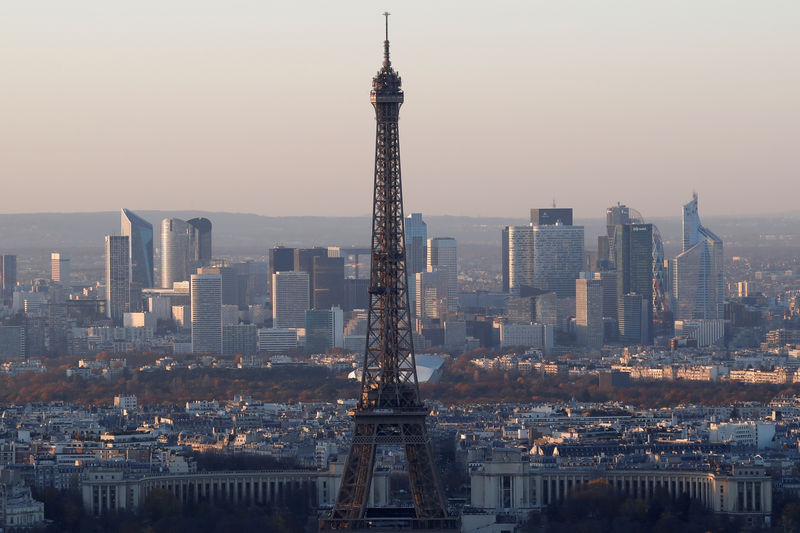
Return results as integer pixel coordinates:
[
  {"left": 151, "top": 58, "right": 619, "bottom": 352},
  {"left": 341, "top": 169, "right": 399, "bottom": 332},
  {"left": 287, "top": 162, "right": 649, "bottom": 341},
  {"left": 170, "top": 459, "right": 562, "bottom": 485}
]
[{"left": 319, "top": 15, "right": 457, "bottom": 531}]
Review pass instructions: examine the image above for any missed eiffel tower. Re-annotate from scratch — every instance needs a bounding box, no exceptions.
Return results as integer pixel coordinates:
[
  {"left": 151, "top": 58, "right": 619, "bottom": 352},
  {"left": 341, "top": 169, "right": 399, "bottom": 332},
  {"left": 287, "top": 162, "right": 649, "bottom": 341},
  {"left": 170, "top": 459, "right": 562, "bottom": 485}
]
[{"left": 319, "top": 14, "right": 457, "bottom": 531}]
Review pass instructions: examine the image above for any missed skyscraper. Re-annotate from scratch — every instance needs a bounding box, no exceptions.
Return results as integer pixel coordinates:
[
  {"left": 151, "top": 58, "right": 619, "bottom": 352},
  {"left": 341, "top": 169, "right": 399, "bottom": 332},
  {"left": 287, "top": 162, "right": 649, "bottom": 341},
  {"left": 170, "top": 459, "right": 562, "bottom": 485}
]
[
  {"left": 506, "top": 225, "right": 534, "bottom": 295},
  {"left": 305, "top": 307, "right": 344, "bottom": 353},
  {"left": 406, "top": 213, "right": 427, "bottom": 314},
  {"left": 271, "top": 270, "right": 310, "bottom": 329},
  {"left": 294, "top": 247, "right": 327, "bottom": 302},
  {"left": 576, "top": 278, "right": 604, "bottom": 347},
  {"left": 187, "top": 217, "right": 212, "bottom": 268},
  {"left": 501, "top": 226, "right": 510, "bottom": 293},
  {"left": 671, "top": 194, "right": 723, "bottom": 320},
  {"left": 121, "top": 209, "right": 154, "bottom": 289},
  {"left": 0, "top": 255, "right": 17, "bottom": 302},
  {"left": 531, "top": 222, "right": 584, "bottom": 298},
  {"left": 105, "top": 236, "right": 130, "bottom": 324},
  {"left": 427, "top": 237, "right": 458, "bottom": 311},
  {"left": 161, "top": 218, "right": 193, "bottom": 288},
  {"left": 190, "top": 273, "right": 222, "bottom": 354},
  {"left": 313, "top": 256, "right": 345, "bottom": 310},
  {"left": 415, "top": 269, "right": 449, "bottom": 319},
  {"left": 531, "top": 208, "right": 573, "bottom": 226},
  {"left": 269, "top": 246, "right": 295, "bottom": 277},
  {"left": 50, "top": 252, "right": 71, "bottom": 287},
  {"left": 616, "top": 223, "right": 653, "bottom": 342}
]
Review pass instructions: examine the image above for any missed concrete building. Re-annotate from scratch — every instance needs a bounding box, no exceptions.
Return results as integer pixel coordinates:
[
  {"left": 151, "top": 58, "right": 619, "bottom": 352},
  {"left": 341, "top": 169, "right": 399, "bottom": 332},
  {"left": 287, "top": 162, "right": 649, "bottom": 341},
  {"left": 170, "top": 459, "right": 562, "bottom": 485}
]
[
  {"left": 257, "top": 328, "right": 298, "bottom": 354},
  {"left": 427, "top": 237, "right": 458, "bottom": 311},
  {"left": 304, "top": 307, "right": 344, "bottom": 353},
  {"left": 499, "top": 323, "right": 553, "bottom": 352},
  {"left": 0, "top": 254, "right": 17, "bottom": 302},
  {"left": 190, "top": 273, "right": 222, "bottom": 354},
  {"left": 271, "top": 271, "right": 310, "bottom": 329},
  {"left": 575, "top": 278, "right": 603, "bottom": 347},
  {"left": 105, "top": 235, "right": 130, "bottom": 325},
  {"left": 415, "top": 269, "right": 449, "bottom": 320},
  {"left": 51, "top": 252, "right": 71, "bottom": 288},
  {"left": 406, "top": 213, "right": 428, "bottom": 314}
]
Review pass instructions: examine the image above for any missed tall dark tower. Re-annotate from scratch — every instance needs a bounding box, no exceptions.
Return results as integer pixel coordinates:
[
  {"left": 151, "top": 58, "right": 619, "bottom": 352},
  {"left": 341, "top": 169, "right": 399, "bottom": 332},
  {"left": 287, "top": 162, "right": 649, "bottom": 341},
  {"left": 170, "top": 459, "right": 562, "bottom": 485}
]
[{"left": 321, "top": 14, "right": 456, "bottom": 531}]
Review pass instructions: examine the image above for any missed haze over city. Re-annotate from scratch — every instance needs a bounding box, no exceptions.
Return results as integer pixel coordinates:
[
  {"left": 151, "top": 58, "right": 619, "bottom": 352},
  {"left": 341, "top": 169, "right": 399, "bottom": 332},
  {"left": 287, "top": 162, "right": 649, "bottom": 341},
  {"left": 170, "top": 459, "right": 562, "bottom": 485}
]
[
  {"left": 2, "top": 1, "right": 799, "bottom": 217},
  {"left": 3, "top": 4, "right": 800, "bottom": 533}
]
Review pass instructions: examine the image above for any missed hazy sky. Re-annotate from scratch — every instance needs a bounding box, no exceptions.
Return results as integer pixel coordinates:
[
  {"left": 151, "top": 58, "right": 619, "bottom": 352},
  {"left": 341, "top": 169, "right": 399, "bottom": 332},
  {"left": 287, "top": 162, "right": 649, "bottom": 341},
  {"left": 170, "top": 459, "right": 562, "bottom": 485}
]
[{"left": 2, "top": 1, "right": 798, "bottom": 219}]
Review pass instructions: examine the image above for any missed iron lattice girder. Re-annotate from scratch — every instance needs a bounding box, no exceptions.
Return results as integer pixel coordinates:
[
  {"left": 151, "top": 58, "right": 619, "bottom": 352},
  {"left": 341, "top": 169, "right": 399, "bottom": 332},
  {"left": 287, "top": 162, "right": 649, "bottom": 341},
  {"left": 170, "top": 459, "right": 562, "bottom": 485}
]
[{"left": 321, "top": 36, "right": 454, "bottom": 531}]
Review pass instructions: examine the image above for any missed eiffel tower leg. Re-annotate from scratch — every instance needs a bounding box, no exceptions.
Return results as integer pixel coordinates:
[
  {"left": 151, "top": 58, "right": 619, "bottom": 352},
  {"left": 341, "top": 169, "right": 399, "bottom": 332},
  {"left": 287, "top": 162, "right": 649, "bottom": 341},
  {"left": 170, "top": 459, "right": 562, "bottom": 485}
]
[
  {"left": 404, "top": 422, "right": 449, "bottom": 524},
  {"left": 327, "top": 422, "right": 376, "bottom": 529}
]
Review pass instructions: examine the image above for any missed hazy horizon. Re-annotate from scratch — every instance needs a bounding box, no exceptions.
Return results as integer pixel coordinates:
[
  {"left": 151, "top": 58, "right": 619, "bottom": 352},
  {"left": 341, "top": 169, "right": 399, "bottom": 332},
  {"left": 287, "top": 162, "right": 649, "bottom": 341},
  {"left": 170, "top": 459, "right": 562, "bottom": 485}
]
[{"left": 2, "top": 1, "right": 799, "bottom": 218}]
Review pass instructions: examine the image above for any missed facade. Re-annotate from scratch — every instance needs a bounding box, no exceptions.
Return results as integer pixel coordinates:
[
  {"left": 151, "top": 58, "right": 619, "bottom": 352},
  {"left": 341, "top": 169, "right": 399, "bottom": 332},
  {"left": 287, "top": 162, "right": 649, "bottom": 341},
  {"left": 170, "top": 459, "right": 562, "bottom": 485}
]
[
  {"left": 674, "top": 319, "right": 726, "bottom": 347},
  {"left": 187, "top": 217, "right": 212, "bottom": 268},
  {"left": 313, "top": 256, "right": 345, "bottom": 310},
  {"left": 271, "top": 271, "right": 310, "bottom": 329},
  {"left": 269, "top": 247, "right": 295, "bottom": 278},
  {"left": 531, "top": 224, "right": 584, "bottom": 298},
  {"left": 222, "top": 324, "right": 258, "bottom": 356},
  {"left": 161, "top": 218, "right": 193, "bottom": 288},
  {"left": 0, "top": 254, "right": 17, "bottom": 301},
  {"left": 80, "top": 468, "right": 388, "bottom": 518},
  {"left": 575, "top": 278, "right": 603, "bottom": 347},
  {"left": 305, "top": 307, "right": 344, "bottom": 353},
  {"left": 257, "top": 328, "right": 298, "bottom": 353},
  {"left": 672, "top": 194, "right": 724, "bottom": 320},
  {"left": 0, "top": 326, "right": 26, "bottom": 360},
  {"left": 427, "top": 237, "right": 458, "bottom": 310},
  {"left": 190, "top": 273, "right": 222, "bottom": 354},
  {"left": 616, "top": 223, "right": 653, "bottom": 342},
  {"left": 531, "top": 208, "right": 573, "bottom": 226},
  {"left": 405, "top": 213, "right": 427, "bottom": 313},
  {"left": 121, "top": 208, "right": 154, "bottom": 289},
  {"left": 620, "top": 292, "right": 649, "bottom": 345},
  {"left": 50, "top": 252, "right": 71, "bottom": 287},
  {"left": 469, "top": 450, "right": 772, "bottom": 527},
  {"left": 506, "top": 225, "right": 534, "bottom": 295},
  {"left": 415, "top": 268, "right": 449, "bottom": 319},
  {"left": 293, "top": 248, "right": 327, "bottom": 302},
  {"left": 105, "top": 236, "right": 130, "bottom": 325},
  {"left": 499, "top": 323, "right": 553, "bottom": 352}
]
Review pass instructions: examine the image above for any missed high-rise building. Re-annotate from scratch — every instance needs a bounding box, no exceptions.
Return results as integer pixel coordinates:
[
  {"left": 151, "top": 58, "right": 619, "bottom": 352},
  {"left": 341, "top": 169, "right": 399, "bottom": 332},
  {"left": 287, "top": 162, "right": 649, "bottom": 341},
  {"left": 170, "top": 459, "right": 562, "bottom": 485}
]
[
  {"left": 593, "top": 270, "right": 618, "bottom": 321},
  {"left": 121, "top": 209, "right": 154, "bottom": 288},
  {"left": 269, "top": 246, "right": 295, "bottom": 276},
  {"left": 271, "top": 271, "right": 310, "bottom": 329},
  {"left": 620, "top": 292, "right": 649, "bottom": 345},
  {"left": 187, "top": 217, "right": 212, "bottom": 268},
  {"left": 105, "top": 236, "right": 130, "bottom": 325},
  {"left": 294, "top": 247, "right": 327, "bottom": 302},
  {"left": 343, "top": 278, "right": 370, "bottom": 311},
  {"left": 671, "top": 194, "right": 724, "bottom": 320},
  {"left": 604, "top": 204, "right": 632, "bottom": 268},
  {"left": 161, "top": 218, "right": 193, "bottom": 288},
  {"left": 223, "top": 323, "right": 257, "bottom": 356},
  {"left": 190, "top": 273, "right": 222, "bottom": 354},
  {"left": 197, "top": 265, "right": 238, "bottom": 306},
  {"left": 0, "top": 254, "right": 17, "bottom": 301},
  {"left": 506, "top": 225, "right": 534, "bottom": 295},
  {"left": 427, "top": 237, "right": 458, "bottom": 310},
  {"left": 305, "top": 307, "right": 344, "bottom": 353},
  {"left": 406, "top": 213, "right": 427, "bottom": 314},
  {"left": 313, "top": 256, "right": 345, "bottom": 310},
  {"left": 415, "top": 268, "right": 449, "bottom": 320},
  {"left": 501, "top": 226, "right": 510, "bottom": 293},
  {"left": 616, "top": 223, "right": 653, "bottom": 342},
  {"left": 576, "top": 278, "right": 604, "bottom": 347},
  {"left": 50, "top": 252, "right": 71, "bottom": 287},
  {"left": 532, "top": 223, "right": 584, "bottom": 298},
  {"left": 531, "top": 208, "right": 573, "bottom": 226}
]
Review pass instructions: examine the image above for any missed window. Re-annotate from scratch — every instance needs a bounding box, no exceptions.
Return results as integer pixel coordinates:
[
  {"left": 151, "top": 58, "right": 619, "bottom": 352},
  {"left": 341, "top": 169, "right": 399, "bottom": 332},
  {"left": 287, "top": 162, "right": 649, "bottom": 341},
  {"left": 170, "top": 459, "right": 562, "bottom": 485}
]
[{"left": 502, "top": 475, "right": 512, "bottom": 509}]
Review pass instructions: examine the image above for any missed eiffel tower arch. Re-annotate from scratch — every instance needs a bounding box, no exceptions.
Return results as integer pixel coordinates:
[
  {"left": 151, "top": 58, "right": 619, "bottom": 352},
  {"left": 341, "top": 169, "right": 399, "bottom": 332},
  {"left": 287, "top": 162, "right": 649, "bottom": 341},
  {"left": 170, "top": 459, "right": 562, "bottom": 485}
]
[{"left": 319, "top": 14, "right": 458, "bottom": 532}]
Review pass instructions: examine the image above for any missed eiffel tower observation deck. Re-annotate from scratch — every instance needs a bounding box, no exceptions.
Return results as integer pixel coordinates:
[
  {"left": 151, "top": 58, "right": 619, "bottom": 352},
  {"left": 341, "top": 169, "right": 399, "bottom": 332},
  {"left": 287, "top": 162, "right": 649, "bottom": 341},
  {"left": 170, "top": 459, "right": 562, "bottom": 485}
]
[{"left": 319, "top": 14, "right": 458, "bottom": 532}]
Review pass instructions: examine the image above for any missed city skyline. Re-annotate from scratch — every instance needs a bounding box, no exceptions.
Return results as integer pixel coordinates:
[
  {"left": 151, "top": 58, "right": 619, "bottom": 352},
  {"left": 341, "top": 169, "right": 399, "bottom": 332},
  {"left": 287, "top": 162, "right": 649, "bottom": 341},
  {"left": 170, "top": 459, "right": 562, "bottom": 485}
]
[{"left": 2, "top": 2, "right": 799, "bottom": 218}]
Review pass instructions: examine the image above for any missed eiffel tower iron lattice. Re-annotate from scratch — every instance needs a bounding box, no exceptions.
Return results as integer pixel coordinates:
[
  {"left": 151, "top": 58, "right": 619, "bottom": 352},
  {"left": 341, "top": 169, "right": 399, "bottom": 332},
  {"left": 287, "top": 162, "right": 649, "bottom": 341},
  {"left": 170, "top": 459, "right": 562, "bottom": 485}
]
[{"left": 320, "top": 14, "right": 457, "bottom": 531}]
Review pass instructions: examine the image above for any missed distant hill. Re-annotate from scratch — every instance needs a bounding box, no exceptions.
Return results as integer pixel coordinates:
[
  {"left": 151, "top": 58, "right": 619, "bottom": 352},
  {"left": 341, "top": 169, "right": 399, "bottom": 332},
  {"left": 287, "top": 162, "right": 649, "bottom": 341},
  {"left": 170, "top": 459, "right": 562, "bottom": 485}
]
[{"left": 0, "top": 210, "right": 797, "bottom": 255}]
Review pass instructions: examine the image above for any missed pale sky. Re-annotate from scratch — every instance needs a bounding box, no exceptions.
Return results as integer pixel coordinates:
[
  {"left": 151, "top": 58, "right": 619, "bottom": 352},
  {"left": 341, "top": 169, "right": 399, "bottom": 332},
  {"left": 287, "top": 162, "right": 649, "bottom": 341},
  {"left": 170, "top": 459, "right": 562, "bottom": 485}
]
[{"left": 2, "top": 1, "right": 798, "bottom": 219}]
